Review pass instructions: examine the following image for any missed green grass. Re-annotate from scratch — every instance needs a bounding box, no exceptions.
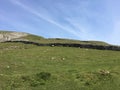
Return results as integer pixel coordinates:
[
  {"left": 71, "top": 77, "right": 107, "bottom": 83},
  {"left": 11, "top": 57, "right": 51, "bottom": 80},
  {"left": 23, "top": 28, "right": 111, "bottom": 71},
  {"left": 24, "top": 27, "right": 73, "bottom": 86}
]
[
  {"left": 0, "top": 42, "right": 120, "bottom": 90},
  {"left": 0, "top": 30, "right": 110, "bottom": 46},
  {"left": 25, "top": 35, "right": 110, "bottom": 46}
]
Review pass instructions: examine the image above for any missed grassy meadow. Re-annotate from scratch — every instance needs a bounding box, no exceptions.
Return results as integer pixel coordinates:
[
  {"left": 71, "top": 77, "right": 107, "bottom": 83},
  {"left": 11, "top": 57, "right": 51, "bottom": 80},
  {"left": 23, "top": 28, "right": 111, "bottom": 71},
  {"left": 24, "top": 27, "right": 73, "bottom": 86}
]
[{"left": 0, "top": 42, "right": 120, "bottom": 90}]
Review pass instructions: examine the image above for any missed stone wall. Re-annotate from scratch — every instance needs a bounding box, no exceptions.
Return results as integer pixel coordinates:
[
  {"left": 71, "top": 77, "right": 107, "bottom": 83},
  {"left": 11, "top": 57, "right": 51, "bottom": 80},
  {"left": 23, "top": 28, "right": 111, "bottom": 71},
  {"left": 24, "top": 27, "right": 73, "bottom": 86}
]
[{"left": 5, "top": 40, "right": 120, "bottom": 51}]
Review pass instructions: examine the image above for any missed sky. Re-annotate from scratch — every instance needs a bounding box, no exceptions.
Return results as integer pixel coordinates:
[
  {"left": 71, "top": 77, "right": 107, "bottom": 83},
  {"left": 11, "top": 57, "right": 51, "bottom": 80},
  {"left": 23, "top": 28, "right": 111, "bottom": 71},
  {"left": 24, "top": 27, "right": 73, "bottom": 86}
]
[{"left": 0, "top": 0, "right": 120, "bottom": 45}]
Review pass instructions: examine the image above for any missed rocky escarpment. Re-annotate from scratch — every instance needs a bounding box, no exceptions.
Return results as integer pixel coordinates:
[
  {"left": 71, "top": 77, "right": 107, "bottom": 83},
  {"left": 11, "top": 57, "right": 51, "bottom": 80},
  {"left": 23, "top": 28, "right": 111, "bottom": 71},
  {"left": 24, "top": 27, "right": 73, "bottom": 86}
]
[{"left": 0, "top": 31, "right": 28, "bottom": 42}]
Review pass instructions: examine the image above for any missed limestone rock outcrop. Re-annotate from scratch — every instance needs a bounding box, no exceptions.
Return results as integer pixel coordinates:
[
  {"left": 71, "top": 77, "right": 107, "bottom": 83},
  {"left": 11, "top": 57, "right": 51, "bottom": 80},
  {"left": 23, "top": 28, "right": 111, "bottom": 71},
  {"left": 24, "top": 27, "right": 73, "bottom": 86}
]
[{"left": 0, "top": 32, "right": 28, "bottom": 42}]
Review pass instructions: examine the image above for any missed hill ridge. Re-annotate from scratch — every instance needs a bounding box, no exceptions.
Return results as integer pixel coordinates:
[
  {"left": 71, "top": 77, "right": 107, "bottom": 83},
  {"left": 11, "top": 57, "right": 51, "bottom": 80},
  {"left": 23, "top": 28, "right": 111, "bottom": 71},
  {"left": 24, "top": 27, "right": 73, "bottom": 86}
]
[{"left": 1, "top": 30, "right": 120, "bottom": 51}]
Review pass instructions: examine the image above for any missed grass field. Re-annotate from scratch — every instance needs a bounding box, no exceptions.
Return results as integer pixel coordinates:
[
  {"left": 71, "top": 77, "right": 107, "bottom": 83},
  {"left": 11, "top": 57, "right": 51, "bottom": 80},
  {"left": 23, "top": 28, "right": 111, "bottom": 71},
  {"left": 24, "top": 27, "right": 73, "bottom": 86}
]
[
  {"left": 0, "top": 42, "right": 120, "bottom": 90},
  {"left": 25, "top": 34, "right": 110, "bottom": 46}
]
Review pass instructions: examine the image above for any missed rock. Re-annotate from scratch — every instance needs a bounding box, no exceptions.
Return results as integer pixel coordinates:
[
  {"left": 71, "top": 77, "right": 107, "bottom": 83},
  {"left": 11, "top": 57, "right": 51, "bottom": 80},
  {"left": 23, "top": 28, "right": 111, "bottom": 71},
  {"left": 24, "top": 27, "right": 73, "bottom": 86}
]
[
  {"left": 99, "top": 70, "right": 110, "bottom": 75},
  {"left": 0, "top": 31, "right": 28, "bottom": 42}
]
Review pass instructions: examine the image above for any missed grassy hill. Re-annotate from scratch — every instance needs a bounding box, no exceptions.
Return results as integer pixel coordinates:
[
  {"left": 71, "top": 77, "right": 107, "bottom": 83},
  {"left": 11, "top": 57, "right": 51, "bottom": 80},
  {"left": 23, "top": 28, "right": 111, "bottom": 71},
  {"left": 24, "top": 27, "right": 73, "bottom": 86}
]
[
  {"left": 0, "top": 30, "right": 109, "bottom": 45},
  {"left": 0, "top": 31, "right": 120, "bottom": 90}
]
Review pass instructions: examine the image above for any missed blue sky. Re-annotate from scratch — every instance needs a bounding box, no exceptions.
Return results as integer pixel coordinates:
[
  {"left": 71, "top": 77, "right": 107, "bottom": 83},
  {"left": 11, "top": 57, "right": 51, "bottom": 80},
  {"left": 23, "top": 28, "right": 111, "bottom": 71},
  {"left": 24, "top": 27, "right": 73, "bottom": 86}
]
[{"left": 0, "top": 0, "right": 120, "bottom": 45}]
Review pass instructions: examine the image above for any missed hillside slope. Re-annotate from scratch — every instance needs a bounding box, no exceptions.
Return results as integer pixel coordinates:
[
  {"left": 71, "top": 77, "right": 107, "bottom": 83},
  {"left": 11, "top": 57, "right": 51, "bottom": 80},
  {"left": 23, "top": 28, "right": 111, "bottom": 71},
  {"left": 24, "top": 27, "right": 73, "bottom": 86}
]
[
  {"left": 0, "top": 31, "right": 28, "bottom": 42},
  {"left": 1, "top": 31, "right": 120, "bottom": 51},
  {"left": 0, "top": 31, "right": 109, "bottom": 45},
  {"left": 0, "top": 31, "right": 120, "bottom": 90}
]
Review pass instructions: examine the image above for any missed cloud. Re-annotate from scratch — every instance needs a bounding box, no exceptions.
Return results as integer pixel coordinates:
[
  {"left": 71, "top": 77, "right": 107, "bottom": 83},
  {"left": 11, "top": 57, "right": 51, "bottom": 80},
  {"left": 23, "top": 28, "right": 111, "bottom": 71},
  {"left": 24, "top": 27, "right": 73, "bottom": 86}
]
[
  {"left": 65, "top": 18, "right": 95, "bottom": 40},
  {"left": 10, "top": 0, "right": 85, "bottom": 39},
  {"left": 109, "top": 21, "right": 120, "bottom": 44},
  {"left": 9, "top": 0, "right": 116, "bottom": 44},
  {"left": 0, "top": 10, "right": 36, "bottom": 33},
  {"left": 105, "top": 0, "right": 120, "bottom": 45}
]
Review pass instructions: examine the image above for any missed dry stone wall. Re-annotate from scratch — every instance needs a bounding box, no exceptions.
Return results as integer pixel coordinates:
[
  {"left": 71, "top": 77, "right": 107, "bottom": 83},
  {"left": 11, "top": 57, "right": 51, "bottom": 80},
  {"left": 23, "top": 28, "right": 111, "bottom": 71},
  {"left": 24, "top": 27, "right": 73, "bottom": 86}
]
[{"left": 5, "top": 40, "right": 120, "bottom": 51}]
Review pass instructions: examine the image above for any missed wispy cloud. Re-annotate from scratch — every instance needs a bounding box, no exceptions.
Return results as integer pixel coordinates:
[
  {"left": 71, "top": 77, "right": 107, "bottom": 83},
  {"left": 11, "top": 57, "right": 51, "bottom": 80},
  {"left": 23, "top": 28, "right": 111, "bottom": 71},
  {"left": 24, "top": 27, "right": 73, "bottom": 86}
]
[
  {"left": 55, "top": 0, "right": 107, "bottom": 40},
  {"left": 6, "top": 0, "right": 120, "bottom": 45},
  {"left": 65, "top": 18, "right": 95, "bottom": 40},
  {"left": 105, "top": 0, "right": 120, "bottom": 44},
  {"left": 0, "top": 10, "right": 36, "bottom": 33},
  {"left": 109, "top": 21, "right": 120, "bottom": 44},
  {"left": 10, "top": 0, "right": 85, "bottom": 39}
]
